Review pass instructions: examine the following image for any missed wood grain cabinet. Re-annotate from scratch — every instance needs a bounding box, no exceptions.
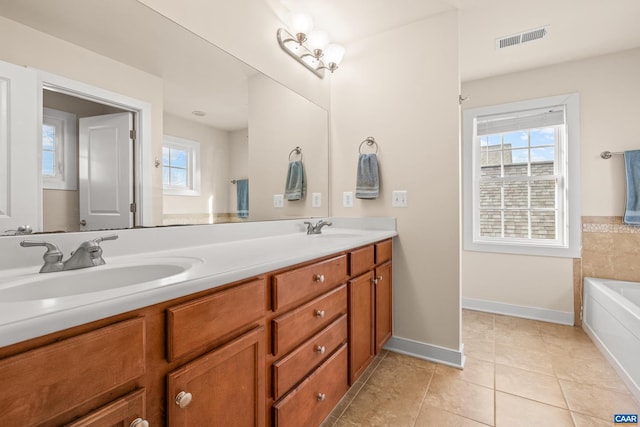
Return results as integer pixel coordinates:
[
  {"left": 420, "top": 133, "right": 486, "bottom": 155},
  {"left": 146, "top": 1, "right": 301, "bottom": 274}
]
[
  {"left": 348, "top": 239, "right": 393, "bottom": 384},
  {"left": 270, "top": 256, "right": 349, "bottom": 427},
  {"left": 0, "top": 238, "right": 392, "bottom": 426}
]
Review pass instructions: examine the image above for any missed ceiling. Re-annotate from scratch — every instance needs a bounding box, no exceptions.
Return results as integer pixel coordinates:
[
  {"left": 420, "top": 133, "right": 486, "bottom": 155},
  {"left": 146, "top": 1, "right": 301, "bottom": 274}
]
[{"left": 282, "top": 0, "right": 640, "bottom": 81}]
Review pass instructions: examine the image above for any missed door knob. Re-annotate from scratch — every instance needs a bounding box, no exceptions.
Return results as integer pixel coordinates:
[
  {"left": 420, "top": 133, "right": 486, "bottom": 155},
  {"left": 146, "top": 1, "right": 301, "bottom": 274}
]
[
  {"left": 175, "top": 391, "right": 193, "bottom": 408},
  {"left": 130, "top": 418, "right": 149, "bottom": 427},
  {"left": 80, "top": 219, "right": 87, "bottom": 226}
]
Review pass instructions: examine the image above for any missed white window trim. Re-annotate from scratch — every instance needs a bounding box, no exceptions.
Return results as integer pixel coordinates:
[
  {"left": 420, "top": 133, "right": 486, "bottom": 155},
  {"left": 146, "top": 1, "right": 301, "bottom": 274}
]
[
  {"left": 42, "top": 107, "right": 77, "bottom": 190},
  {"left": 463, "top": 93, "right": 581, "bottom": 258},
  {"left": 162, "top": 135, "right": 201, "bottom": 196}
]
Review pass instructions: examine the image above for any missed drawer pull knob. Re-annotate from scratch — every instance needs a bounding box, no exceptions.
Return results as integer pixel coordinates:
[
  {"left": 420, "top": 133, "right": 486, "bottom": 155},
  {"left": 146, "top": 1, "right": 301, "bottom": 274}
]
[
  {"left": 317, "top": 392, "right": 326, "bottom": 402},
  {"left": 377, "top": 275, "right": 383, "bottom": 282},
  {"left": 130, "top": 419, "right": 150, "bottom": 427},
  {"left": 314, "top": 274, "right": 325, "bottom": 283},
  {"left": 315, "top": 345, "right": 326, "bottom": 354},
  {"left": 315, "top": 309, "right": 325, "bottom": 318},
  {"left": 175, "top": 391, "right": 193, "bottom": 409}
]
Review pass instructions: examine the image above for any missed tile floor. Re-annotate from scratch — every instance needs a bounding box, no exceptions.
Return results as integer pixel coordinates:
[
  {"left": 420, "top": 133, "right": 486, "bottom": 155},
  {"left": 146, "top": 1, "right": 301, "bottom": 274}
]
[{"left": 322, "top": 310, "right": 640, "bottom": 426}]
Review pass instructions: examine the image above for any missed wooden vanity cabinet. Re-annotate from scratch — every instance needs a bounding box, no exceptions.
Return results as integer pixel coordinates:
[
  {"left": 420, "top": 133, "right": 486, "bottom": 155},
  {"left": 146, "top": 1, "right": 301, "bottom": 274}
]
[
  {"left": 270, "top": 256, "right": 349, "bottom": 427},
  {"left": 347, "top": 239, "right": 393, "bottom": 384},
  {"left": 65, "top": 388, "right": 147, "bottom": 427}
]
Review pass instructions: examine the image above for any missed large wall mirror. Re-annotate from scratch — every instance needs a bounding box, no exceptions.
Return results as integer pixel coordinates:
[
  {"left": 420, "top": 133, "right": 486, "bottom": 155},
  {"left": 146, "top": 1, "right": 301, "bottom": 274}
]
[{"left": 0, "top": 0, "right": 329, "bottom": 236}]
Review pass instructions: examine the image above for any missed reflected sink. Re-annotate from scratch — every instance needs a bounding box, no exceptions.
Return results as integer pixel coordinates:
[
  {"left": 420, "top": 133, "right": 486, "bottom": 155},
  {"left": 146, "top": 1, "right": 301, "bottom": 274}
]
[{"left": 0, "top": 258, "right": 202, "bottom": 302}]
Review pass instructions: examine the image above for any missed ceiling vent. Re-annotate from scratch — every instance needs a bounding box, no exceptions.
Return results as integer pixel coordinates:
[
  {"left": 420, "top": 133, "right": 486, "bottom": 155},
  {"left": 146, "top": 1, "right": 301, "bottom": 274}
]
[{"left": 496, "top": 26, "right": 549, "bottom": 50}]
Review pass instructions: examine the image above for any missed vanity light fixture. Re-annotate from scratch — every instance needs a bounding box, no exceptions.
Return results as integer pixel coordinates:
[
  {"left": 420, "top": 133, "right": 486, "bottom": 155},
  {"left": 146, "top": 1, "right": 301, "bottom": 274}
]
[{"left": 277, "top": 12, "right": 345, "bottom": 78}]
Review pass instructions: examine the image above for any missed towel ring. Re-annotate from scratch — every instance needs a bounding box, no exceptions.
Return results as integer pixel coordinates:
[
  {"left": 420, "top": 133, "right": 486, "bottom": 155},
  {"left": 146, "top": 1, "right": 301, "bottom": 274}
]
[
  {"left": 359, "top": 137, "right": 378, "bottom": 154},
  {"left": 289, "top": 146, "right": 303, "bottom": 162}
]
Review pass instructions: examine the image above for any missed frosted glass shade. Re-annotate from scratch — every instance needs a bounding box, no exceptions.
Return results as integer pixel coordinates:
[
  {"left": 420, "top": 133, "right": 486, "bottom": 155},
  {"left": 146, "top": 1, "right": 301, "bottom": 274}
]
[
  {"left": 324, "top": 44, "right": 346, "bottom": 65},
  {"left": 307, "top": 30, "right": 329, "bottom": 52},
  {"left": 289, "top": 12, "right": 313, "bottom": 35}
]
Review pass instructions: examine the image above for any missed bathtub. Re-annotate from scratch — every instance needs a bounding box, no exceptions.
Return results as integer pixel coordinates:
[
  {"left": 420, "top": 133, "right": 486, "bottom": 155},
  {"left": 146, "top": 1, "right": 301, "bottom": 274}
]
[{"left": 583, "top": 277, "right": 640, "bottom": 402}]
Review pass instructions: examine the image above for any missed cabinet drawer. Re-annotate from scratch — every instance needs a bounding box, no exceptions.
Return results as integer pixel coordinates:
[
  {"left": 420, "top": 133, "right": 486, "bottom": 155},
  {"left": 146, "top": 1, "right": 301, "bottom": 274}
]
[
  {"left": 66, "top": 388, "right": 146, "bottom": 427},
  {"left": 167, "top": 277, "right": 265, "bottom": 361},
  {"left": 273, "top": 344, "right": 348, "bottom": 427},
  {"left": 273, "top": 255, "right": 347, "bottom": 311},
  {"left": 0, "top": 318, "right": 145, "bottom": 426},
  {"left": 349, "top": 245, "right": 374, "bottom": 277},
  {"left": 273, "top": 314, "right": 347, "bottom": 400},
  {"left": 272, "top": 284, "right": 347, "bottom": 357},
  {"left": 375, "top": 239, "right": 392, "bottom": 264}
]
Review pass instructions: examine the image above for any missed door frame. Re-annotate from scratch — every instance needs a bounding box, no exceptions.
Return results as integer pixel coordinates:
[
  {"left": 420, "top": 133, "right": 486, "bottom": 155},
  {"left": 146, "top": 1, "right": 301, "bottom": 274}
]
[{"left": 37, "top": 71, "right": 153, "bottom": 227}]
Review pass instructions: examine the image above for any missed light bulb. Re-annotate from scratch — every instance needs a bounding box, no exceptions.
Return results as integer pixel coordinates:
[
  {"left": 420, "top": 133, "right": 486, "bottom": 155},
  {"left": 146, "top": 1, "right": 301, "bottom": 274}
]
[
  {"left": 289, "top": 12, "right": 313, "bottom": 36},
  {"left": 323, "top": 44, "right": 346, "bottom": 66},
  {"left": 307, "top": 30, "right": 329, "bottom": 53}
]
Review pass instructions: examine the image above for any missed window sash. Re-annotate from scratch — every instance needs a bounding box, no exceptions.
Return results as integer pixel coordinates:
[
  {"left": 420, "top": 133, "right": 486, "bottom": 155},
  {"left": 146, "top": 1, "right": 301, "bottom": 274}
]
[{"left": 162, "top": 135, "right": 200, "bottom": 196}]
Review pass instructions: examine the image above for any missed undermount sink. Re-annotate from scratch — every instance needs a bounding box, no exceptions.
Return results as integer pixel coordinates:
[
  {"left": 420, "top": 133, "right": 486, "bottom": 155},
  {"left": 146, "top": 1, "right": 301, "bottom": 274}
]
[{"left": 0, "top": 257, "right": 203, "bottom": 302}]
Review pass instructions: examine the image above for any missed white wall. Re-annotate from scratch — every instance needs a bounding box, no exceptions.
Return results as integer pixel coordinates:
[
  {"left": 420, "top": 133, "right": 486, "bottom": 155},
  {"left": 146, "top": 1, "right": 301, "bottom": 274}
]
[
  {"left": 331, "top": 11, "right": 461, "bottom": 359},
  {"left": 461, "top": 47, "right": 640, "bottom": 320}
]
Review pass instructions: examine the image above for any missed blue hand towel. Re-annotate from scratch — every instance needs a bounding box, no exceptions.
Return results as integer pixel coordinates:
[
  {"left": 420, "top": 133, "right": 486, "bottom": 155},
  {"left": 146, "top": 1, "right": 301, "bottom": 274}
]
[
  {"left": 236, "top": 179, "right": 249, "bottom": 218},
  {"left": 356, "top": 153, "right": 379, "bottom": 199},
  {"left": 284, "top": 160, "right": 306, "bottom": 201},
  {"left": 624, "top": 150, "right": 640, "bottom": 225}
]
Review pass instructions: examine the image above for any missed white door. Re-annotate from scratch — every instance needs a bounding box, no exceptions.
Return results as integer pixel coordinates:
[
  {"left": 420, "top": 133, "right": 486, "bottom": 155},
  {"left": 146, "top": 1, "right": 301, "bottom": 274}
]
[
  {"left": 79, "top": 112, "right": 134, "bottom": 231},
  {"left": 0, "top": 60, "right": 40, "bottom": 234}
]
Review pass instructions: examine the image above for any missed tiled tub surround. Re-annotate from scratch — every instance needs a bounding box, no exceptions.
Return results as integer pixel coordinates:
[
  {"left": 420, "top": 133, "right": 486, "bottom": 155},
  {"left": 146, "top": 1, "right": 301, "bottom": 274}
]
[{"left": 0, "top": 217, "right": 396, "bottom": 347}]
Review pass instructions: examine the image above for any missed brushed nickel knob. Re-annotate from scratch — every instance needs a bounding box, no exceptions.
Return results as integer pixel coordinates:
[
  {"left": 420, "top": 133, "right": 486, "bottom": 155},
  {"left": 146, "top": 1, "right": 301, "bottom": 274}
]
[
  {"left": 377, "top": 275, "right": 383, "bottom": 282},
  {"left": 80, "top": 219, "right": 87, "bottom": 226},
  {"left": 130, "top": 418, "right": 149, "bottom": 427},
  {"left": 315, "top": 345, "right": 326, "bottom": 354},
  {"left": 317, "top": 392, "right": 326, "bottom": 401},
  {"left": 315, "top": 309, "right": 325, "bottom": 318},
  {"left": 314, "top": 274, "right": 325, "bottom": 283},
  {"left": 175, "top": 391, "right": 193, "bottom": 409}
]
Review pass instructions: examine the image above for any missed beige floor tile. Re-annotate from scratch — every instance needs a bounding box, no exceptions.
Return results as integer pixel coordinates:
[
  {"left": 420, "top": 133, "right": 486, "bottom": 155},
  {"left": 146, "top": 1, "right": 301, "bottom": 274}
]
[
  {"left": 462, "top": 310, "right": 495, "bottom": 332},
  {"left": 543, "top": 334, "right": 605, "bottom": 361},
  {"left": 495, "top": 392, "right": 574, "bottom": 427},
  {"left": 495, "top": 328, "right": 547, "bottom": 350},
  {"left": 538, "top": 322, "right": 591, "bottom": 341},
  {"left": 415, "top": 405, "right": 491, "bottom": 427},
  {"left": 336, "top": 354, "right": 434, "bottom": 426},
  {"left": 494, "top": 315, "right": 542, "bottom": 336},
  {"left": 495, "top": 364, "right": 567, "bottom": 408},
  {"left": 560, "top": 380, "right": 640, "bottom": 421},
  {"left": 424, "top": 374, "right": 494, "bottom": 426},
  {"left": 551, "top": 353, "right": 628, "bottom": 393},
  {"left": 494, "top": 342, "right": 555, "bottom": 375},
  {"left": 462, "top": 329, "right": 495, "bottom": 362},
  {"left": 571, "top": 412, "right": 614, "bottom": 427},
  {"left": 435, "top": 356, "right": 495, "bottom": 388}
]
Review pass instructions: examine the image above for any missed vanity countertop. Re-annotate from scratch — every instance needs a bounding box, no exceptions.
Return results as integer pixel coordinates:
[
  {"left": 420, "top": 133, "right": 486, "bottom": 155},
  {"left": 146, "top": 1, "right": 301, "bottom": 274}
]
[{"left": 0, "top": 221, "right": 396, "bottom": 347}]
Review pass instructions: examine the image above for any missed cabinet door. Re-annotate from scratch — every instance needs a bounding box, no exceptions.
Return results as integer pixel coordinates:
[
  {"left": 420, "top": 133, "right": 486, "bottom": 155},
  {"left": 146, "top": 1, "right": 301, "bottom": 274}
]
[
  {"left": 375, "top": 262, "right": 393, "bottom": 353},
  {"left": 167, "top": 326, "right": 265, "bottom": 427},
  {"left": 65, "top": 388, "right": 146, "bottom": 427},
  {"left": 348, "top": 271, "right": 374, "bottom": 384}
]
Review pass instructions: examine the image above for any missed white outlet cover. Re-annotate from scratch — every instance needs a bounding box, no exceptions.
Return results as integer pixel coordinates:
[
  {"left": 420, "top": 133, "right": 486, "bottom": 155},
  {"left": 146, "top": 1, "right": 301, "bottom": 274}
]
[
  {"left": 343, "top": 192, "right": 354, "bottom": 208},
  {"left": 312, "top": 192, "right": 322, "bottom": 208},
  {"left": 392, "top": 190, "right": 408, "bottom": 208},
  {"left": 273, "top": 194, "right": 284, "bottom": 208}
]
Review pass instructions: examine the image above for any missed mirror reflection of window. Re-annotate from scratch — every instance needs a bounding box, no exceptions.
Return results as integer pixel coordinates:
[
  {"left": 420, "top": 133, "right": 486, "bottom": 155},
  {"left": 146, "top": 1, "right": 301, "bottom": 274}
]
[
  {"left": 162, "top": 135, "right": 201, "bottom": 196},
  {"left": 41, "top": 108, "right": 77, "bottom": 191}
]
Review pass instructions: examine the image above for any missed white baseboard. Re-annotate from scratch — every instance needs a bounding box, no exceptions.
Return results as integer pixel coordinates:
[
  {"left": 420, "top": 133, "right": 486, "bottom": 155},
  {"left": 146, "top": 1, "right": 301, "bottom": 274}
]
[
  {"left": 384, "top": 336, "right": 465, "bottom": 368},
  {"left": 462, "top": 297, "right": 574, "bottom": 325}
]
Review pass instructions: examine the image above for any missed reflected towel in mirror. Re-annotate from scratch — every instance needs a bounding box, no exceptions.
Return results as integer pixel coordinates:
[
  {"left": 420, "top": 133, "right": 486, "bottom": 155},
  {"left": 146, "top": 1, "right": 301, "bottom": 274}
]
[
  {"left": 356, "top": 153, "right": 379, "bottom": 199},
  {"left": 285, "top": 160, "right": 306, "bottom": 201},
  {"left": 624, "top": 150, "right": 640, "bottom": 225},
  {"left": 236, "top": 179, "right": 249, "bottom": 218}
]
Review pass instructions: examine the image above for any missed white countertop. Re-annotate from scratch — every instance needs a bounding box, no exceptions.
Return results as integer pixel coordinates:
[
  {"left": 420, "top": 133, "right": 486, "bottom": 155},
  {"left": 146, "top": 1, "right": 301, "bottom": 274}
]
[{"left": 0, "top": 218, "right": 396, "bottom": 347}]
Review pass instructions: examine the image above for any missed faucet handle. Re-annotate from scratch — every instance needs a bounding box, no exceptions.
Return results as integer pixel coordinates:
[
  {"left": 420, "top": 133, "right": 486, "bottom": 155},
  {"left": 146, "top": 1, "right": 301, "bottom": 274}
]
[
  {"left": 92, "top": 234, "right": 119, "bottom": 244},
  {"left": 20, "top": 240, "right": 64, "bottom": 273}
]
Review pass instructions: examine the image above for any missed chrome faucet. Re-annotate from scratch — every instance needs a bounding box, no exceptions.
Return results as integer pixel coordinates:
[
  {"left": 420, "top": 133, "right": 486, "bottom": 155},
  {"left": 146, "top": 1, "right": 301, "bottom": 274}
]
[
  {"left": 20, "top": 234, "right": 118, "bottom": 273},
  {"left": 304, "top": 220, "right": 333, "bottom": 235}
]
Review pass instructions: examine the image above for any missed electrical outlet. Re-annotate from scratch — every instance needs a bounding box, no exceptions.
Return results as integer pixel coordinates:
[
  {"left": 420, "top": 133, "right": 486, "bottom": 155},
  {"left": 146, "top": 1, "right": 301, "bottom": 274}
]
[
  {"left": 392, "top": 190, "right": 408, "bottom": 207},
  {"left": 343, "top": 192, "right": 354, "bottom": 208},
  {"left": 273, "top": 194, "right": 284, "bottom": 208},
  {"left": 312, "top": 192, "right": 322, "bottom": 208}
]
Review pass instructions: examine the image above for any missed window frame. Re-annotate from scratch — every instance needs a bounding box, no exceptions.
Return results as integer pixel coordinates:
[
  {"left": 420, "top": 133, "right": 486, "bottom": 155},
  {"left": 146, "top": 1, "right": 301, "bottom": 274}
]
[
  {"left": 162, "top": 135, "right": 201, "bottom": 196},
  {"left": 42, "top": 107, "right": 77, "bottom": 191},
  {"left": 462, "top": 93, "right": 581, "bottom": 258}
]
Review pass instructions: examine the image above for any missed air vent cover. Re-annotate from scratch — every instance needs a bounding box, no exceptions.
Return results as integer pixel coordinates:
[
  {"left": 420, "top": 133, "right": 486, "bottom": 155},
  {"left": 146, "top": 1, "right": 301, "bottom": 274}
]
[{"left": 496, "top": 26, "right": 549, "bottom": 49}]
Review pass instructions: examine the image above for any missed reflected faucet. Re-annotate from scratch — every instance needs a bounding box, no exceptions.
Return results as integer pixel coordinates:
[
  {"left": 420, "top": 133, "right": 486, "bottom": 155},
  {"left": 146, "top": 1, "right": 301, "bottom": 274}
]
[
  {"left": 304, "top": 220, "right": 333, "bottom": 235},
  {"left": 20, "top": 234, "right": 118, "bottom": 273}
]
